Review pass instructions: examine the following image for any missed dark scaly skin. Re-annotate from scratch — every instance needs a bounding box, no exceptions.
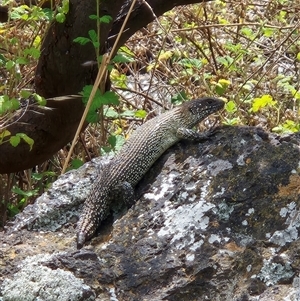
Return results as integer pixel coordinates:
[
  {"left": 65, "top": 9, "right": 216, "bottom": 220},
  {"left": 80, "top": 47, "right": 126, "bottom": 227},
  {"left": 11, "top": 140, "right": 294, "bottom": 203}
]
[{"left": 77, "top": 97, "right": 224, "bottom": 249}]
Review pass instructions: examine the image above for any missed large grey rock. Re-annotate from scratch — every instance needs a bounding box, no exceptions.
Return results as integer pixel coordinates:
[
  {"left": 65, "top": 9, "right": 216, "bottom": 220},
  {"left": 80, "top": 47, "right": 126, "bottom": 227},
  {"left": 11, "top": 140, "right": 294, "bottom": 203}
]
[{"left": 1, "top": 126, "right": 300, "bottom": 300}]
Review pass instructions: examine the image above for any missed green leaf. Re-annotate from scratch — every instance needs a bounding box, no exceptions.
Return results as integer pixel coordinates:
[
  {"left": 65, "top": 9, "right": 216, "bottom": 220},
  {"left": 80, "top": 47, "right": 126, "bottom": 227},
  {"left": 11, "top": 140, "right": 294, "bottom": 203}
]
[
  {"left": 252, "top": 94, "right": 277, "bottom": 112},
  {"left": 225, "top": 100, "right": 237, "bottom": 113},
  {"left": 100, "top": 91, "right": 119, "bottom": 105},
  {"left": 263, "top": 27, "right": 275, "bottom": 38},
  {"left": 20, "top": 90, "right": 32, "bottom": 98},
  {"left": 5, "top": 60, "right": 15, "bottom": 70},
  {"left": 32, "top": 173, "right": 43, "bottom": 180},
  {"left": 32, "top": 171, "right": 55, "bottom": 180},
  {"left": 16, "top": 133, "right": 34, "bottom": 150},
  {"left": 16, "top": 57, "right": 28, "bottom": 64},
  {"left": 240, "top": 27, "right": 254, "bottom": 39},
  {"left": 214, "top": 79, "right": 230, "bottom": 96},
  {"left": 0, "top": 129, "right": 11, "bottom": 138},
  {"left": 217, "top": 56, "right": 234, "bottom": 67},
  {"left": 272, "top": 120, "right": 299, "bottom": 133},
  {"left": 120, "top": 110, "right": 135, "bottom": 117},
  {"left": 7, "top": 204, "right": 20, "bottom": 217},
  {"left": 104, "top": 108, "right": 119, "bottom": 118},
  {"left": 11, "top": 186, "right": 38, "bottom": 197},
  {"left": 42, "top": 8, "right": 53, "bottom": 20},
  {"left": 100, "top": 145, "right": 113, "bottom": 155},
  {"left": 178, "top": 58, "right": 202, "bottom": 69},
  {"left": 71, "top": 158, "right": 84, "bottom": 169},
  {"left": 171, "top": 91, "right": 188, "bottom": 104},
  {"left": 55, "top": 12, "right": 66, "bottom": 23},
  {"left": 88, "top": 30, "right": 98, "bottom": 44},
  {"left": 81, "top": 86, "right": 119, "bottom": 122},
  {"left": 10, "top": 135, "right": 21, "bottom": 147},
  {"left": 61, "top": 0, "right": 69, "bottom": 13},
  {"left": 81, "top": 86, "right": 103, "bottom": 110},
  {"left": 33, "top": 93, "right": 46, "bottom": 106},
  {"left": 134, "top": 109, "right": 147, "bottom": 119},
  {"left": 86, "top": 111, "right": 100, "bottom": 123},
  {"left": 215, "top": 83, "right": 225, "bottom": 96},
  {"left": 0, "top": 130, "right": 11, "bottom": 143},
  {"left": 89, "top": 14, "right": 99, "bottom": 20},
  {"left": 10, "top": 5, "right": 28, "bottom": 20},
  {"left": 119, "top": 46, "right": 135, "bottom": 57},
  {"left": 112, "top": 54, "right": 134, "bottom": 63},
  {"left": 99, "top": 15, "right": 112, "bottom": 24},
  {"left": 24, "top": 47, "right": 41, "bottom": 59},
  {"left": 11, "top": 98, "right": 20, "bottom": 110},
  {"left": 219, "top": 79, "right": 231, "bottom": 87},
  {"left": 222, "top": 117, "right": 240, "bottom": 126},
  {"left": 108, "top": 135, "right": 117, "bottom": 148},
  {"left": 73, "top": 36, "right": 91, "bottom": 45},
  {"left": 108, "top": 135, "right": 125, "bottom": 151}
]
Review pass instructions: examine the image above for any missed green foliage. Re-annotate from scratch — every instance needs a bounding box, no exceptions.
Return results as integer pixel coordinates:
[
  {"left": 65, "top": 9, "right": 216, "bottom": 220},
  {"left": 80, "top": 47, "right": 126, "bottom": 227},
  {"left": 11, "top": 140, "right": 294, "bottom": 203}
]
[
  {"left": 56, "top": 0, "right": 69, "bottom": 23},
  {"left": 74, "top": 29, "right": 100, "bottom": 48},
  {"left": 81, "top": 85, "right": 119, "bottom": 123},
  {"left": 212, "top": 79, "right": 231, "bottom": 96},
  {"left": 273, "top": 120, "right": 300, "bottom": 134},
  {"left": 66, "top": 159, "right": 84, "bottom": 171},
  {"left": 0, "top": 95, "right": 20, "bottom": 114},
  {"left": 9, "top": 133, "right": 34, "bottom": 150},
  {"left": 171, "top": 91, "right": 188, "bottom": 104},
  {"left": 6, "top": 170, "right": 56, "bottom": 217},
  {"left": 225, "top": 100, "right": 237, "bottom": 114},
  {"left": 178, "top": 58, "right": 203, "bottom": 70},
  {"left": 89, "top": 14, "right": 112, "bottom": 24},
  {"left": 134, "top": 110, "right": 147, "bottom": 119},
  {"left": 223, "top": 101, "right": 240, "bottom": 125},
  {"left": 251, "top": 95, "right": 277, "bottom": 112},
  {"left": 10, "top": 5, "right": 50, "bottom": 21},
  {"left": 101, "top": 135, "right": 126, "bottom": 155},
  {"left": 0, "top": 130, "right": 34, "bottom": 150}
]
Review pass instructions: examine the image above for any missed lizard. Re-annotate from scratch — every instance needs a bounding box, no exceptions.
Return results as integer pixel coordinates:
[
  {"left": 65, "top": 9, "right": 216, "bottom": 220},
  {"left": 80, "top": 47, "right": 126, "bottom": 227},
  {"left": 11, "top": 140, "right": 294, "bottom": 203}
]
[{"left": 77, "top": 97, "right": 224, "bottom": 249}]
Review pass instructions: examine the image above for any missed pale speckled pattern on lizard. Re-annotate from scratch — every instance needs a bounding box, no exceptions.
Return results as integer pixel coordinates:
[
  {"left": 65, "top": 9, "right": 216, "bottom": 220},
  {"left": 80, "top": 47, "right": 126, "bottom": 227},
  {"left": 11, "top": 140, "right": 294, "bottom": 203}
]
[{"left": 77, "top": 97, "right": 225, "bottom": 249}]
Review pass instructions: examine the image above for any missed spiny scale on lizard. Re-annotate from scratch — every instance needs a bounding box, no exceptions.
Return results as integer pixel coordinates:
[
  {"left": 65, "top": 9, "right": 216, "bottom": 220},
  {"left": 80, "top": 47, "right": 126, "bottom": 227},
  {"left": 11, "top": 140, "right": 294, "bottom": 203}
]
[{"left": 77, "top": 97, "right": 224, "bottom": 249}]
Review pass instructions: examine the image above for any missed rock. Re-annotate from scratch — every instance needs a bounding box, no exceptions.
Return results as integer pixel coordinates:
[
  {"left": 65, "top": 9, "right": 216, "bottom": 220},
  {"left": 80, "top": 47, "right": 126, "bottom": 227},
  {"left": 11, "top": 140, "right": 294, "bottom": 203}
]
[{"left": 0, "top": 126, "right": 300, "bottom": 300}]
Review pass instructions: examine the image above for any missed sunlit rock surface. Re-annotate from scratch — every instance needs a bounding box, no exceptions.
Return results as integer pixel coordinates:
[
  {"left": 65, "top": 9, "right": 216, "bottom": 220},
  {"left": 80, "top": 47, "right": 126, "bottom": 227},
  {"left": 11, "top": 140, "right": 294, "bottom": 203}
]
[{"left": 1, "top": 126, "right": 300, "bottom": 301}]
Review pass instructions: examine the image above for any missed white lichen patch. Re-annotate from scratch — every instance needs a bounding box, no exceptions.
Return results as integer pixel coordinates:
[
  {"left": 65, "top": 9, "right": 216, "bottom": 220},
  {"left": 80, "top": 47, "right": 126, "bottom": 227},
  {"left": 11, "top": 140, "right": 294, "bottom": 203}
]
[
  {"left": 184, "top": 181, "right": 197, "bottom": 191},
  {"left": 157, "top": 199, "right": 215, "bottom": 251},
  {"left": 189, "top": 239, "right": 204, "bottom": 251},
  {"left": 186, "top": 253, "right": 195, "bottom": 262},
  {"left": 1, "top": 254, "right": 95, "bottom": 301},
  {"left": 208, "top": 234, "right": 221, "bottom": 244},
  {"left": 109, "top": 287, "right": 119, "bottom": 301},
  {"left": 213, "top": 186, "right": 226, "bottom": 197},
  {"left": 245, "top": 208, "right": 255, "bottom": 216},
  {"left": 213, "top": 201, "right": 234, "bottom": 221},
  {"left": 269, "top": 228, "right": 299, "bottom": 247},
  {"left": 242, "top": 220, "right": 248, "bottom": 226},
  {"left": 257, "top": 259, "right": 294, "bottom": 286},
  {"left": 269, "top": 201, "right": 300, "bottom": 246},
  {"left": 207, "top": 160, "right": 233, "bottom": 177},
  {"left": 180, "top": 191, "right": 189, "bottom": 200},
  {"left": 237, "top": 154, "right": 246, "bottom": 166},
  {"left": 144, "top": 172, "right": 178, "bottom": 201}
]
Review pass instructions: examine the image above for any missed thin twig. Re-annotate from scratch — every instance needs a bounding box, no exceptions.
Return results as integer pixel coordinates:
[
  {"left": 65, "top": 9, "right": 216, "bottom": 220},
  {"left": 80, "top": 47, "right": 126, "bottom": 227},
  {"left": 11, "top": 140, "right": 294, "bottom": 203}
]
[{"left": 62, "top": 0, "right": 138, "bottom": 173}]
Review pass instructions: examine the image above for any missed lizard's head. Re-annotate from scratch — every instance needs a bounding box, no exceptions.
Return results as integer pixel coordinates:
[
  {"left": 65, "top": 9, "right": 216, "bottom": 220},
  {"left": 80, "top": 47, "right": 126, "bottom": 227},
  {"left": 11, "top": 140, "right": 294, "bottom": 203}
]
[{"left": 182, "top": 97, "right": 224, "bottom": 126}]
